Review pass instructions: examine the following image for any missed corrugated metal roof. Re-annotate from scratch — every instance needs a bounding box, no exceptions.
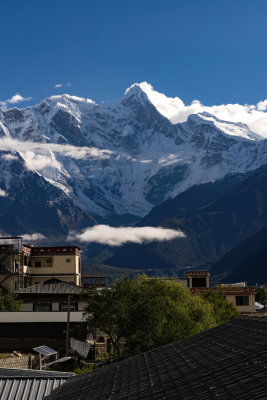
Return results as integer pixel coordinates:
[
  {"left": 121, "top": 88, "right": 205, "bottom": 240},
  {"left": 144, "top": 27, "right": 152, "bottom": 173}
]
[
  {"left": 0, "top": 368, "right": 73, "bottom": 400},
  {"left": 0, "top": 369, "right": 73, "bottom": 378},
  {"left": 46, "top": 317, "right": 267, "bottom": 400},
  {"left": 17, "top": 279, "right": 86, "bottom": 295}
]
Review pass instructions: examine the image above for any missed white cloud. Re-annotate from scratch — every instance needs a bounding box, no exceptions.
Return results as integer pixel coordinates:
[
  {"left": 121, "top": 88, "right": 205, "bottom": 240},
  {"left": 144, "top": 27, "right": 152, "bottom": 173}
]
[
  {"left": 0, "top": 189, "right": 7, "bottom": 197},
  {"left": 2, "top": 153, "right": 18, "bottom": 161},
  {"left": 257, "top": 100, "right": 267, "bottom": 111},
  {"left": 0, "top": 93, "right": 32, "bottom": 108},
  {"left": 21, "top": 233, "right": 45, "bottom": 242},
  {"left": 22, "top": 150, "right": 62, "bottom": 171},
  {"left": 8, "top": 94, "right": 32, "bottom": 104},
  {"left": 54, "top": 83, "right": 72, "bottom": 88},
  {"left": 0, "top": 138, "right": 113, "bottom": 170},
  {"left": 67, "top": 225, "right": 185, "bottom": 246},
  {"left": 0, "top": 233, "right": 45, "bottom": 243},
  {"left": 128, "top": 82, "right": 267, "bottom": 137}
]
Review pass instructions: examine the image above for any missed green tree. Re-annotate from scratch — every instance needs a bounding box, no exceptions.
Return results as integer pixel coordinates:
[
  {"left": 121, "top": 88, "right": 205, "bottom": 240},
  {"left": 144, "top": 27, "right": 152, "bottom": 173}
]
[
  {"left": 84, "top": 276, "right": 217, "bottom": 359},
  {"left": 202, "top": 290, "right": 239, "bottom": 325},
  {"left": 255, "top": 287, "right": 267, "bottom": 303},
  {"left": 0, "top": 289, "right": 22, "bottom": 311}
]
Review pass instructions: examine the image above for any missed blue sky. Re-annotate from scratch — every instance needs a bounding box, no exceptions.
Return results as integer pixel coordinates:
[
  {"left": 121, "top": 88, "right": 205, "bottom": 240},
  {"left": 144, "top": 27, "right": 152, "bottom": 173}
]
[{"left": 1, "top": 0, "right": 267, "bottom": 107}]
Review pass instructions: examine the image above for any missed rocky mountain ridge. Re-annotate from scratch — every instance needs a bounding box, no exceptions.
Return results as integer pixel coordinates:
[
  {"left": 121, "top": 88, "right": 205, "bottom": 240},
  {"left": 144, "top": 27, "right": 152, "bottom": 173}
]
[
  {"left": 0, "top": 83, "right": 267, "bottom": 232},
  {"left": 106, "top": 164, "right": 267, "bottom": 278}
]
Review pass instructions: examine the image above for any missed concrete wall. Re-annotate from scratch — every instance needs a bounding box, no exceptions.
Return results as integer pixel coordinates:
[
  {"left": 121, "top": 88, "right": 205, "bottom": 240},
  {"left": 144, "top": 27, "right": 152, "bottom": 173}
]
[
  {"left": 24, "top": 254, "right": 81, "bottom": 286},
  {"left": 52, "top": 302, "right": 59, "bottom": 311},
  {"left": 0, "top": 311, "right": 84, "bottom": 323},
  {"left": 225, "top": 293, "right": 255, "bottom": 313},
  {"left": 4, "top": 253, "right": 81, "bottom": 289},
  {"left": 78, "top": 302, "right": 86, "bottom": 311},
  {"left": 30, "top": 255, "right": 79, "bottom": 275},
  {"left": 22, "top": 303, "right": 33, "bottom": 311}
]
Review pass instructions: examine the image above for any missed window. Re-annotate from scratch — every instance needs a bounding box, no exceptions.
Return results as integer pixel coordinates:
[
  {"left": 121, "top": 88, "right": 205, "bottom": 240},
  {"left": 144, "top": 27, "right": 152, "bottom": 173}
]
[
  {"left": 236, "top": 296, "right": 249, "bottom": 306},
  {"left": 66, "top": 258, "right": 71, "bottom": 263},
  {"left": 45, "top": 259, "right": 52, "bottom": 267},
  {"left": 59, "top": 302, "right": 77, "bottom": 311},
  {"left": 35, "top": 261, "right": 41, "bottom": 268},
  {"left": 33, "top": 302, "right": 52, "bottom": 311},
  {"left": 192, "top": 277, "right": 207, "bottom": 288}
]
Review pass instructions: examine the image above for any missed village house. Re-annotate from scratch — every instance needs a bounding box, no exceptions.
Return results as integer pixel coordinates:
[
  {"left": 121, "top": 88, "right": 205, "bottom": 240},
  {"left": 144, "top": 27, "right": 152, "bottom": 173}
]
[
  {"left": 162, "top": 270, "right": 256, "bottom": 313},
  {"left": 0, "top": 237, "right": 82, "bottom": 291},
  {"left": 182, "top": 270, "right": 255, "bottom": 313},
  {"left": 16, "top": 279, "right": 86, "bottom": 312}
]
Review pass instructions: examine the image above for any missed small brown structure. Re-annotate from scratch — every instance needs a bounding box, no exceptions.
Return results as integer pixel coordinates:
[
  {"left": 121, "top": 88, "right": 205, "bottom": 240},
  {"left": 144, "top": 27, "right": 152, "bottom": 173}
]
[{"left": 185, "top": 270, "right": 210, "bottom": 288}]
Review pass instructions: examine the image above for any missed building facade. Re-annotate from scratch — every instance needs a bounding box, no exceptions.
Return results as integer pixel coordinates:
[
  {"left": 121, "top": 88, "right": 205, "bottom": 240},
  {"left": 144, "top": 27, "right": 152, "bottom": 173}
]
[
  {"left": 0, "top": 238, "right": 81, "bottom": 291},
  {"left": 17, "top": 279, "right": 86, "bottom": 312},
  {"left": 28, "top": 246, "right": 81, "bottom": 286},
  {"left": 184, "top": 270, "right": 255, "bottom": 313}
]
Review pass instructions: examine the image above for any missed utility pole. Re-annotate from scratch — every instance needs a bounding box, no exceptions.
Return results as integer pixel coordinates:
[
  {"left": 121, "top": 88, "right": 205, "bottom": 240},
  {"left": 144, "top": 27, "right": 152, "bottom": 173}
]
[
  {"left": 66, "top": 295, "right": 71, "bottom": 356},
  {"left": 39, "top": 353, "right": 42, "bottom": 370}
]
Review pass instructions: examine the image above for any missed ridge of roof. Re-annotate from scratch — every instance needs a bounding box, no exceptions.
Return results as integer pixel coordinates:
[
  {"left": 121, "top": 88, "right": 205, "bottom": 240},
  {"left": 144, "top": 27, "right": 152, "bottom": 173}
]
[{"left": 17, "top": 279, "right": 86, "bottom": 294}]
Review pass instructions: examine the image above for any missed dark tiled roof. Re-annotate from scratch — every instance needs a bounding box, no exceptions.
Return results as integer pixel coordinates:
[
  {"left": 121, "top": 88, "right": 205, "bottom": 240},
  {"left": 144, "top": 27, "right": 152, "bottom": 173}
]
[
  {"left": 17, "top": 279, "right": 86, "bottom": 295},
  {"left": 46, "top": 317, "right": 267, "bottom": 400},
  {"left": 0, "top": 368, "right": 74, "bottom": 400}
]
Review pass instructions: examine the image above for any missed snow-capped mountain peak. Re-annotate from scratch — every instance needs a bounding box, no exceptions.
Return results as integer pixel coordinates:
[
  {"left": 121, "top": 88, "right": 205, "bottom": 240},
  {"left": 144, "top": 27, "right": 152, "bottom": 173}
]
[
  {"left": 125, "top": 82, "right": 188, "bottom": 123},
  {"left": 187, "top": 112, "right": 263, "bottom": 141},
  {"left": 1, "top": 83, "right": 267, "bottom": 222}
]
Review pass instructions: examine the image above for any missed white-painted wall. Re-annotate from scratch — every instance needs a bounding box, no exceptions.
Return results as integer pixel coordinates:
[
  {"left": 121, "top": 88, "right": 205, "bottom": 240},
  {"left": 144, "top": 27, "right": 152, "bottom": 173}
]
[{"left": 0, "top": 311, "right": 84, "bottom": 323}]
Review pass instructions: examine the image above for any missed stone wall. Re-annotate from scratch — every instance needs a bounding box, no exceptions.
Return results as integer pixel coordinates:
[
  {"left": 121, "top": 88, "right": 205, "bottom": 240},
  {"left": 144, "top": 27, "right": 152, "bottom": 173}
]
[{"left": 0, "top": 355, "right": 38, "bottom": 369}]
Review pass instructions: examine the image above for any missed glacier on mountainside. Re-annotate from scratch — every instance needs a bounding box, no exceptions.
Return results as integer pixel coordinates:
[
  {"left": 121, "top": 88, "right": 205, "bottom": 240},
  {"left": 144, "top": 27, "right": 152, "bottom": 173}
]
[{"left": 0, "top": 83, "right": 267, "bottom": 220}]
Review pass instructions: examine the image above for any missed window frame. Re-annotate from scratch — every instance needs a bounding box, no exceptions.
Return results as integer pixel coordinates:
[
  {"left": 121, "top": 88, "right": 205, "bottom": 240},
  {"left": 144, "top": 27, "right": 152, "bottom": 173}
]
[
  {"left": 235, "top": 295, "right": 249, "bottom": 306},
  {"left": 34, "top": 261, "right": 42, "bottom": 268}
]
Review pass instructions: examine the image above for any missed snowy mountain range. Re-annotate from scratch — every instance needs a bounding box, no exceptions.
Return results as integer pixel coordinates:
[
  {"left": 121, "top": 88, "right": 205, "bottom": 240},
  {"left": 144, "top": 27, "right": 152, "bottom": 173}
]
[{"left": 1, "top": 82, "right": 267, "bottom": 235}]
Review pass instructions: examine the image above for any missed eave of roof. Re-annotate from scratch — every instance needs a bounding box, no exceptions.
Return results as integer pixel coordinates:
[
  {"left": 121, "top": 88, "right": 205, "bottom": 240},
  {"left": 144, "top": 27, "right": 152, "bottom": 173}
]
[
  {"left": 17, "top": 280, "right": 86, "bottom": 295},
  {"left": 0, "top": 368, "right": 74, "bottom": 400}
]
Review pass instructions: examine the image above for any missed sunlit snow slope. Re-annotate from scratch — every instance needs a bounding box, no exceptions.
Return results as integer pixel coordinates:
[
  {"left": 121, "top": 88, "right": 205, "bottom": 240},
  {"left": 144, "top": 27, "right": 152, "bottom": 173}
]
[{"left": 1, "top": 83, "right": 267, "bottom": 222}]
